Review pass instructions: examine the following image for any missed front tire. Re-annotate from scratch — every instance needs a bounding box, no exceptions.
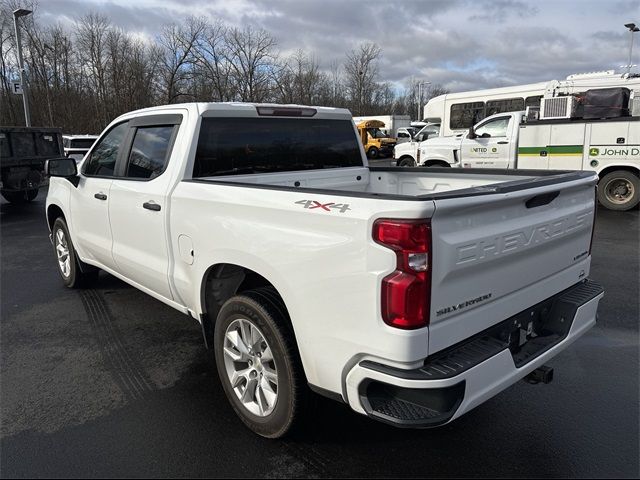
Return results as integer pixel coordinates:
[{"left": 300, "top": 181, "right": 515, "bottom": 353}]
[
  {"left": 398, "top": 156, "right": 416, "bottom": 167},
  {"left": 52, "top": 217, "right": 98, "bottom": 288},
  {"left": 367, "top": 147, "right": 379, "bottom": 159},
  {"left": 597, "top": 170, "right": 639, "bottom": 211},
  {"left": 214, "top": 288, "right": 306, "bottom": 438}
]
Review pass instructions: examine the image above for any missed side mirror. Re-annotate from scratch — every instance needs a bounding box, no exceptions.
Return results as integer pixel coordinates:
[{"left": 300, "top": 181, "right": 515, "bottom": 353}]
[
  {"left": 415, "top": 133, "right": 425, "bottom": 142},
  {"left": 467, "top": 127, "right": 477, "bottom": 140},
  {"left": 45, "top": 157, "right": 79, "bottom": 186},
  {"left": 46, "top": 157, "right": 77, "bottom": 177}
]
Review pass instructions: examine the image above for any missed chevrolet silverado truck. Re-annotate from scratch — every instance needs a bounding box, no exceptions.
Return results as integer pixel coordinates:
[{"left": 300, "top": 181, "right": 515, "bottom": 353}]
[{"left": 45, "top": 103, "right": 604, "bottom": 438}]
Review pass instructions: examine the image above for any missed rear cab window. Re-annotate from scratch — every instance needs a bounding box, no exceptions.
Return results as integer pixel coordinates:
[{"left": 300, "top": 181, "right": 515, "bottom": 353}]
[{"left": 193, "top": 117, "right": 363, "bottom": 177}]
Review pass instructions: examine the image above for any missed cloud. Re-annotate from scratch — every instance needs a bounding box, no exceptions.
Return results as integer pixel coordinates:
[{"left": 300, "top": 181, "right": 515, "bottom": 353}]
[{"left": 34, "top": 0, "right": 632, "bottom": 93}]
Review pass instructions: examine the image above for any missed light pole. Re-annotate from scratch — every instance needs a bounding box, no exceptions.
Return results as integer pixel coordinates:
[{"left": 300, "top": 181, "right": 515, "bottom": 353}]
[
  {"left": 624, "top": 22, "right": 639, "bottom": 75},
  {"left": 13, "top": 8, "right": 32, "bottom": 127},
  {"left": 417, "top": 81, "right": 430, "bottom": 121}
]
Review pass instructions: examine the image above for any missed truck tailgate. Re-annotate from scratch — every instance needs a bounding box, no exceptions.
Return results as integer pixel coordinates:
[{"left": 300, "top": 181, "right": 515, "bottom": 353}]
[{"left": 428, "top": 172, "right": 597, "bottom": 354}]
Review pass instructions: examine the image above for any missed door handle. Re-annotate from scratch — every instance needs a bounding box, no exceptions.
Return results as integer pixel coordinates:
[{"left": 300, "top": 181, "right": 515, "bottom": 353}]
[
  {"left": 94, "top": 192, "right": 107, "bottom": 200},
  {"left": 497, "top": 141, "right": 509, "bottom": 144},
  {"left": 143, "top": 201, "right": 161, "bottom": 212}
]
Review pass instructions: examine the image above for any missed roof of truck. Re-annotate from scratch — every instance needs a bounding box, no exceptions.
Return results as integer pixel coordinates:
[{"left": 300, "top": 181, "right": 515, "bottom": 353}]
[{"left": 119, "top": 102, "right": 353, "bottom": 120}]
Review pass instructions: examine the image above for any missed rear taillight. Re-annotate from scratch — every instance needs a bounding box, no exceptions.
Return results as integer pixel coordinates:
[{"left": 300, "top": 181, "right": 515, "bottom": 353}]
[{"left": 373, "top": 219, "right": 431, "bottom": 329}]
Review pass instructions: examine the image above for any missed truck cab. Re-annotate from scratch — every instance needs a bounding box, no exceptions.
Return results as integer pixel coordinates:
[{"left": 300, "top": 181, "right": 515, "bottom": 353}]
[
  {"left": 449, "top": 111, "right": 522, "bottom": 169},
  {"left": 356, "top": 119, "right": 396, "bottom": 159},
  {"left": 392, "top": 123, "right": 442, "bottom": 166}
]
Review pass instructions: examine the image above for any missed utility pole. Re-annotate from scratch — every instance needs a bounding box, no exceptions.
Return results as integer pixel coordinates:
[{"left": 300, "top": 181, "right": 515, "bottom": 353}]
[
  {"left": 624, "top": 23, "right": 639, "bottom": 75},
  {"left": 13, "top": 8, "right": 32, "bottom": 127},
  {"left": 417, "top": 81, "right": 430, "bottom": 121}
]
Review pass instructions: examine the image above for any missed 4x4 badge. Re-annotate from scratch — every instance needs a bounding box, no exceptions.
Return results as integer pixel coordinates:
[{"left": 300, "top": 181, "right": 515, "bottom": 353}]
[{"left": 295, "top": 200, "right": 351, "bottom": 213}]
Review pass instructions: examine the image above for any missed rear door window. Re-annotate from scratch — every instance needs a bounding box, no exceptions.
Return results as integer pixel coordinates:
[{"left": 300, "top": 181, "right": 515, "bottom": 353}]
[{"left": 193, "top": 117, "right": 362, "bottom": 177}]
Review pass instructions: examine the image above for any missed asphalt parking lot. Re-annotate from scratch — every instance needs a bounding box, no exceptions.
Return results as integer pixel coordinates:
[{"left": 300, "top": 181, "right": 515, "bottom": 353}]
[{"left": 1, "top": 188, "right": 638, "bottom": 478}]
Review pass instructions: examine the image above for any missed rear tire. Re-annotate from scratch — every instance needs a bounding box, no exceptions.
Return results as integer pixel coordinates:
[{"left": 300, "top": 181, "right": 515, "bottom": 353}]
[
  {"left": 52, "top": 217, "right": 99, "bottom": 288},
  {"left": 214, "top": 288, "right": 306, "bottom": 438},
  {"left": 597, "top": 170, "right": 639, "bottom": 211}
]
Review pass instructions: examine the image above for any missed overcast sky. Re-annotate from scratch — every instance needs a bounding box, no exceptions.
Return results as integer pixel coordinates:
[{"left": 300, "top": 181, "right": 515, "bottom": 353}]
[{"left": 35, "top": 0, "right": 638, "bottom": 93}]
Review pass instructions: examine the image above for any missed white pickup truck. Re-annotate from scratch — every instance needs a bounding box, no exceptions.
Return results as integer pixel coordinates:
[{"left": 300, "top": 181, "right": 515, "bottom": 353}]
[
  {"left": 412, "top": 110, "right": 640, "bottom": 211},
  {"left": 45, "top": 103, "right": 603, "bottom": 438}
]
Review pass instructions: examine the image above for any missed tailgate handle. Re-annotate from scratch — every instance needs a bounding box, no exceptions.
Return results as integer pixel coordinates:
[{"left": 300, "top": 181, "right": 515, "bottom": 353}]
[{"left": 525, "top": 191, "right": 560, "bottom": 208}]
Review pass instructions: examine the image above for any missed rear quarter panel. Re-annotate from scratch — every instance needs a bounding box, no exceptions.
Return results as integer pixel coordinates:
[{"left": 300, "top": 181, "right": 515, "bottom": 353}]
[{"left": 169, "top": 181, "right": 435, "bottom": 394}]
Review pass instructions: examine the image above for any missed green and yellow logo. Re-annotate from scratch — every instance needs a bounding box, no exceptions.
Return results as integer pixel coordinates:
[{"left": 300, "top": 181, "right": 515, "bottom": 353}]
[
  {"left": 491, "top": 147, "right": 497, "bottom": 153},
  {"left": 589, "top": 147, "right": 599, "bottom": 156}
]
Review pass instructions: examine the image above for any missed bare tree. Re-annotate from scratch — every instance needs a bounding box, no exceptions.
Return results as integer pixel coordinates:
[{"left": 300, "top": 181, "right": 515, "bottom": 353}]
[
  {"left": 75, "top": 13, "right": 111, "bottom": 126},
  {"left": 225, "top": 25, "right": 277, "bottom": 102},
  {"left": 192, "top": 19, "right": 235, "bottom": 101},
  {"left": 0, "top": 3, "right": 437, "bottom": 132},
  {"left": 344, "top": 42, "right": 381, "bottom": 115},
  {"left": 158, "top": 16, "right": 205, "bottom": 104},
  {"left": 273, "top": 50, "right": 326, "bottom": 105}
]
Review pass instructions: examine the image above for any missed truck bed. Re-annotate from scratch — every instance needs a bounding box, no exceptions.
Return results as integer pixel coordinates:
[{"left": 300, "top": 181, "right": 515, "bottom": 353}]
[{"left": 190, "top": 165, "right": 594, "bottom": 200}]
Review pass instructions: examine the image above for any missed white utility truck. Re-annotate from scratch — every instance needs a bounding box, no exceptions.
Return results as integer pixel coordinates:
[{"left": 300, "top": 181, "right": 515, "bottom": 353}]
[
  {"left": 45, "top": 102, "right": 603, "bottom": 438},
  {"left": 423, "top": 70, "right": 640, "bottom": 138},
  {"left": 393, "top": 123, "right": 441, "bottom": 166},
  {"left": 413, "top": 87, "right": 639, "bottom": 210}
]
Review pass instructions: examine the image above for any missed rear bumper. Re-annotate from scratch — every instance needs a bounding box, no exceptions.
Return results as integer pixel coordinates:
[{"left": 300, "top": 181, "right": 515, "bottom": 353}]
[{"left": 345, "top": 280, "right": 604, "bottom": 427}]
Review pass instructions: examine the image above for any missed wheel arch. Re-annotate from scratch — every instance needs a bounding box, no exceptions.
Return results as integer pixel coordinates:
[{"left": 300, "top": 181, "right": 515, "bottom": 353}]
[
  {"left": 199, "top": 262, "right": 296, "bottom": 350},
  {"left": 46, "top": 204, "right": 66, "bottom": 231},
  {"left": 423, "top": 159, "right": 451, "bottom": 168},
  {"left": 596, "top": 164, "right": 639, "bottom": 179}
]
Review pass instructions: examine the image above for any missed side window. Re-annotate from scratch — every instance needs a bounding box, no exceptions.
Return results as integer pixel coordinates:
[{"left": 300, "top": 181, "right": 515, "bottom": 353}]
[
  {"left": 525, "top": 95, "right": 543, "bottom": 108},
  {"left": 474, "top": 117, "right": 510, "bottom": 138},
  {"left": 398, "top": 132, "right": 409, "bottom": 138},
  {"left": 83, "top": 122, "right": 129, "bottom": 177},
  {"left": 485, "top": 97, "right": 525, "bottom": 116},
  {"left": 450, "top": 102, "right": 485, "bottom": 130},
  {"left": 124, "top": 126, "right": 175, "bottom": 179}
]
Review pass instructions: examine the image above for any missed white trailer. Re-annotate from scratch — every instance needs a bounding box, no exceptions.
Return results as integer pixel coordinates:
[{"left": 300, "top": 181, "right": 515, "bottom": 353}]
[
  {"left": 352, "top": 115, "right": 411, "bottom": 137},
  {"left": 424, "top": 70, "right": 640, "bottom": 137}
]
